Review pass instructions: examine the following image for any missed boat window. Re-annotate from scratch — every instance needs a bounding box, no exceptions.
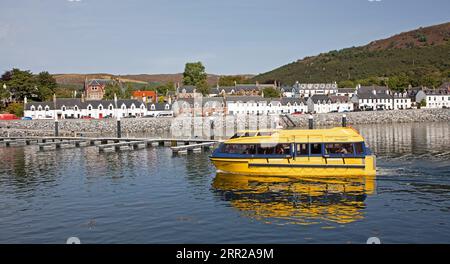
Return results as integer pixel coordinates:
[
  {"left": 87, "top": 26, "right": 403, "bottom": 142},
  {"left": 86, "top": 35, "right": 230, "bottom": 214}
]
[
  {"left": 324, "top": 143, "right": 354, "bottom": 155},
  {"left": 310, "top": 143, "right": 322, "bottom": 155},
  {"left": 296, "top": 143, "right": 309, "bottom": 156},
  {"left": 354, "top": 142, "right": 364, "bottom": 155},
  {"left": 256, "top": 132, "right": 273, "bottom": 136},
  {"left": 223, "top": 144, "right": 256, "bottom": 154},
  {"left": 257, "top": 143, "right": 290, "bottom": 155}
]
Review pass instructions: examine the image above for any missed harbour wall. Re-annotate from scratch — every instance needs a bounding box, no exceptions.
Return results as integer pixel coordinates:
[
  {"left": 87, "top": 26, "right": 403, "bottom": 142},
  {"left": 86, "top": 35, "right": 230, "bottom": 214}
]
[{"left": 0, "top": 108, "right": 449, "bottom": 138}]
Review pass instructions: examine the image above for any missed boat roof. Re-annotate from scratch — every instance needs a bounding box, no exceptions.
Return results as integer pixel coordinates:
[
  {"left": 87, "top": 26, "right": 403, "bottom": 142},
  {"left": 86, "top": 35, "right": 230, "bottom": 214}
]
[{"left": 226, "top": 127, "right": 365, "bottom": 143}]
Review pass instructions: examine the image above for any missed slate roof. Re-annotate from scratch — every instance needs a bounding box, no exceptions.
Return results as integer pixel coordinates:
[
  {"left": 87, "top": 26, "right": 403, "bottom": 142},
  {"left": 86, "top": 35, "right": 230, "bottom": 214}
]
[
  {"left": 87, "top": 79, "right": 112, "bottom": 86},
  {"left": 148, "top": 103, "right": 171, "bottom": 111},
  {"left": 26, "top": 99, "right": 146, "bottom": 110},
  {"left": 358, "top": 85, "right": 389, "bottom": 94},
  {"left": 308, "top": 95, "right": 332, "bottom": 103},
  {"left": 355, "top": 92, "right": 393, "bottom": 99},
  {"left": 329, "top": 95, "right": 351, "bottom": 103},
  {"left": 337, "top": 88, "right": 356, "bottom": 94},
  {"left": 295, "top": 83, "right": 338, "bottom": 90},
  {"left": 178, "top": 85, "right": 197, "bottom": 93},
  {"left": 280, "top": 97, "right": 307, "bottom": 105},
  {"left": 224, "top": 96, "right": 269, "bottom": 102}
]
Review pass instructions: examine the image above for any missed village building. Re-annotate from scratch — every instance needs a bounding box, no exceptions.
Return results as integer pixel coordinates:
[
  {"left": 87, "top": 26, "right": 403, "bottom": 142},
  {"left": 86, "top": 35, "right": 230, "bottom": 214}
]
[
  {"left": 294, "top": 82, "right": 338, "bottom": 97},
  {"left": 147, "top": 102, "right": 173, "bottom": 117},
  {"left": 336, "top": 88, "right": 357, "bottom": 97},
  {"left": 393, "top": 92, "right": 412, "bottom": 110},
  {"left": 307, "top": 95, "right": 334, "bottom": 113},
  {"left": 209, "top": 82, "right": 277, "bottom": 97},
  {"left": 24, "top": 98, "right": 171, "bottom": 119},
  {"left": 351, "top": 87, "right": 394, "bottom": 111},
  {"left": 84, "top": 79, "right": 113, "bottom": 100},
  {"left": 132, "top": 90, "right": 157, "bottom": 103},
  {"left": 280, "top": 86, "right": 298, "bottom": 98},
  {"left": 225, "top": 96, "right": 307, "bottom": 116},
  {"left": 329, "top": 95, "right": 354, "bottom": 112},
  {"left": 415, "top": 83, "right": 450, "bottom": 109},
  {"left": 176, "top": 85, "right": 202, "bottom": 98}
]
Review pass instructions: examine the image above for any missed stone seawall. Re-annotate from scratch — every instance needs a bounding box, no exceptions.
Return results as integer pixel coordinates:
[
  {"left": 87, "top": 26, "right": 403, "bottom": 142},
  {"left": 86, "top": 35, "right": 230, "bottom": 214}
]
[
  {"left": 288, "top": 108, "right": 450, "bottom": 127},
  {"left": 0, "top": 108, "right": 448, "bottom": 138}
]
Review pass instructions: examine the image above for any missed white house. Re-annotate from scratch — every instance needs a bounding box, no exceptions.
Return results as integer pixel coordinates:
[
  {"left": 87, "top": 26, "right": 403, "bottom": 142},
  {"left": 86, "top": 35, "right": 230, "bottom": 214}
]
[
  {"left": 330, "top": 95, "right": 354, "bottom": 112},
  {"left": 307, "top": 95, "right": 334, "bottom": 113},
  {"left": 336, "top": 88, "right": 357, "bottom": 97},
  {"left": 414, "top": 84, "right": 450, "bottom": 109},
  {"left": 393, "top": 92, "right": 412, "bottom": 110},
  {"left": 24, "top": 98, "right": 169, "bottom": 119},
  {"left": 147, "top": 102, "right": 173, "bottom": 117},
  {"left": 224, "top": 96, "right": 307, "bottom": 116},
  {"left": 294, "top": 82, "right": 338, "bottom": 97},
  {"left": 424, "top": 93, "right": 450, "bottom": 109},
  {"left": 352, "top": 87, "right": 393, "bottom": 111}
]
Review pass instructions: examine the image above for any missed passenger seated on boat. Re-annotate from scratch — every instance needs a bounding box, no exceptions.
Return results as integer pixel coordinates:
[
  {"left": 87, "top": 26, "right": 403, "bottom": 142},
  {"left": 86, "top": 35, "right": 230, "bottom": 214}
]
[
  {"left": 339, "top": 147, "right": 348, "bottom": 154},
  {"left": 276, "top": 146, "right": 284, "bottom": 155},
  {"left": 324, "top": 143, "right": 354, "bottom": 156},
  {"left": 244, "top": 145, "right": 256, "bottom": 155}
]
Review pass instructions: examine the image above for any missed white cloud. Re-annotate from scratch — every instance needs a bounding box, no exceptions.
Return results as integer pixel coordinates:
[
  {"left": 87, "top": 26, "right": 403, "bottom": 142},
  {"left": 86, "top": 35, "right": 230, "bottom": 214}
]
[{"left": 67, "top": 0, "right": 82, "bottom": 2}]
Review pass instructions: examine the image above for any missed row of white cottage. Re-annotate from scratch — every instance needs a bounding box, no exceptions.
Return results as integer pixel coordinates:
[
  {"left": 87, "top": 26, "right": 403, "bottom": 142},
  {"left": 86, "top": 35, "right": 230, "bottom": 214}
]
[
  {"left": 24, "top": 99, "right": 173, "bottom": 119},
  {"left": 24, "top": 96, "right": 352, "bottom": 119},
  {"left": 24, "top": 86, "right": 449, "bottom": 119}
]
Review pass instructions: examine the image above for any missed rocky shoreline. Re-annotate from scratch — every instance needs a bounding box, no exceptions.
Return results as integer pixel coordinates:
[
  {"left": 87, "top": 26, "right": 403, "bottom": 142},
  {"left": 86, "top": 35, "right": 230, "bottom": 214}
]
[{"left": 0, "top": 108, "right": 448, "bottom": 138}]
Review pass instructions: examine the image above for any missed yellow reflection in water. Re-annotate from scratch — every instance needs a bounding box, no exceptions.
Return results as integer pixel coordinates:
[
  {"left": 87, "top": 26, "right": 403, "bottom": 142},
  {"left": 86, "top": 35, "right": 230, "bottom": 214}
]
[{"left": 212, "top": 173, "right": 376, "bottom": 225}]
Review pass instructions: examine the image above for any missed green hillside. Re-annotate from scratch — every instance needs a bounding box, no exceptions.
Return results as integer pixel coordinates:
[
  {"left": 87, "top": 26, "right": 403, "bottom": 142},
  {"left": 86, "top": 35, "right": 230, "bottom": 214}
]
[{"left": 254, "top": 22, "right": 450, "bottom": 89}]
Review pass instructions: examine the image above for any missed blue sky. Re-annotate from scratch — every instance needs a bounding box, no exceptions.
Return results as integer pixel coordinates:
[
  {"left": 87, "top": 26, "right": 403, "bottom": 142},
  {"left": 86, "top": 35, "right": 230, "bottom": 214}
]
[{"left": 0, "top": 0, "right": 449, "bottom": 75}]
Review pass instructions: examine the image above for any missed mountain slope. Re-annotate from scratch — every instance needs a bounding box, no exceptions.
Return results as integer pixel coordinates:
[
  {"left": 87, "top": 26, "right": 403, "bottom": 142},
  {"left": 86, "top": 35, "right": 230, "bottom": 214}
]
[{"left": 253, "top": 22, "right": 450, "bottom": 87}]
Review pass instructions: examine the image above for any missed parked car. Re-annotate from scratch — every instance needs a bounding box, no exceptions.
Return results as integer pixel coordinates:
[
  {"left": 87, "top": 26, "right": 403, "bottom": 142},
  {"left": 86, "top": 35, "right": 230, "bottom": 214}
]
[
  {"left": 81, "top": 116, "right": 93, "bottom": 119},
  {"left": 21, "top": 116, "right": 33, "bottom": 120},
  {"left": 291, "top": 111, "right": 303, "bottom": 115},
  {"left": 0, "top": 114, "right": 20, "bottom": 120},
  {"left": 156, "top": 113, "right": 173, "bottom": 118}
]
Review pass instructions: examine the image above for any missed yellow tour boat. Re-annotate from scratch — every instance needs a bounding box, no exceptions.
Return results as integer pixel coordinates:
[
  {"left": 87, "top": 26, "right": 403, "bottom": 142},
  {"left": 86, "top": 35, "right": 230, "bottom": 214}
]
[{"left": 210, "top": 127, "right": 376, "bottom": 177}]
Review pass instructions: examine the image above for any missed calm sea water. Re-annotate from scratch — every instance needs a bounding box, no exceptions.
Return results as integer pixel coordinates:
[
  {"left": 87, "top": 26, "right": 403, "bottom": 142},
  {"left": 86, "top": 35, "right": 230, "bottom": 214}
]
[{"left": 0, "top": 122, "right": 449, "bottom": 244}]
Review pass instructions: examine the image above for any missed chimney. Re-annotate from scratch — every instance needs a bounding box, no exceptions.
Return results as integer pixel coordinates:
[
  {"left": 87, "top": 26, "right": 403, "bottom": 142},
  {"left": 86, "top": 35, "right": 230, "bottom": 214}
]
[
  {"left": 372, "top": 89, "right": 377, "bottom": 95},
  {"left": 81, "top": 93, "right": 85, "bottom": 103},
  {"left": 24, "top": 96, "right": 27, "bottom": 105},
  {"left": 234, "top": 80, "right": 237, "bottom": 87},
  {"left": 114, "top": 93, "right": 118, "bottom": 107}
]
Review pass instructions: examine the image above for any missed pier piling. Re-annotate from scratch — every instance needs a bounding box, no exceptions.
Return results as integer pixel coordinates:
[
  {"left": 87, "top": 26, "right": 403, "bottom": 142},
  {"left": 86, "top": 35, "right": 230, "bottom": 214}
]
[
  {"left": 54, "top": 119, "right": 59, "bottom": 137},
  {"left": 308, "top": 115, "right": 314, "bottom": 129},
  {"left": 342, "top": 114, "right": 347, "bottom": 127},
  {"left": 117, "top": 116, "right": 122, "bottom": 138}
]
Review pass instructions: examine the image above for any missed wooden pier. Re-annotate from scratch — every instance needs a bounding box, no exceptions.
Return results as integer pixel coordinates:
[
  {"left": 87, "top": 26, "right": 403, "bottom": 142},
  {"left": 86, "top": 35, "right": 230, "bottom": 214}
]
[
  {"left": 0, "top": 136, "right": 221, "bottom": 155},
  {"left": 171, "top": 142, "right": 218, "bottom": 155}
]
